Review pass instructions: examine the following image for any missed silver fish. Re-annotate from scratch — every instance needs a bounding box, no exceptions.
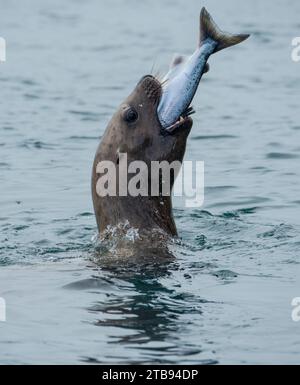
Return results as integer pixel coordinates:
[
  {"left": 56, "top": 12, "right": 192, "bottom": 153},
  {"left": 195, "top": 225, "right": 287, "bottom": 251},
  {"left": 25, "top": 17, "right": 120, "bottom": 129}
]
[{"left": 157, "top": 7, "right": 250, "bottom": 131}]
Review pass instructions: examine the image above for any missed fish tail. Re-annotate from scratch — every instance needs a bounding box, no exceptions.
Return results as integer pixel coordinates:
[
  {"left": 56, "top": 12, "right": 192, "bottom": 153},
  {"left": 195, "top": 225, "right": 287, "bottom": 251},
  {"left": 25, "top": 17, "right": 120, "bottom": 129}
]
[{"left": 199, "top": 7, "right": 250, "bottom": 53}]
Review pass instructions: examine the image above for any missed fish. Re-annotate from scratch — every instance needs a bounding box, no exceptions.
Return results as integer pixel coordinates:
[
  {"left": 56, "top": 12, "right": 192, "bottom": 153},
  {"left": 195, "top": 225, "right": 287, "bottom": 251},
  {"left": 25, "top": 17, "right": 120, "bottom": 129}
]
[{"left": 157, "top": 7, "right": 250, "bottom": 132}]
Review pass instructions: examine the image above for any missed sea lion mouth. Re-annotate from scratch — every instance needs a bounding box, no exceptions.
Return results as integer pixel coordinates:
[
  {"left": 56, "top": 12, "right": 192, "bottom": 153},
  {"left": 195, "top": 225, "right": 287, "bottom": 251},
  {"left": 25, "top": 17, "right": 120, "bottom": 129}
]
[
  {"left": 162, "top": 106, "right": 195, "bottom": 134},
  {"left": 138, "top": 74, "right": 193, "bottom": 135}
]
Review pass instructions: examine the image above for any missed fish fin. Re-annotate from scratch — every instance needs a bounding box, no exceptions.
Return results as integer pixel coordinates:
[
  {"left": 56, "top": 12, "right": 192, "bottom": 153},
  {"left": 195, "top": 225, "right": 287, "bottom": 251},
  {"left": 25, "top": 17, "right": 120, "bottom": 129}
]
[
  {"left": 204, "top": 63, "right": 210, "bottom": 73},
  {"left": 199, "top": 7, "right": 250, "bottom": 52},
  {"left": 170, "top": 54, "right": 187, "bottom": 69}
]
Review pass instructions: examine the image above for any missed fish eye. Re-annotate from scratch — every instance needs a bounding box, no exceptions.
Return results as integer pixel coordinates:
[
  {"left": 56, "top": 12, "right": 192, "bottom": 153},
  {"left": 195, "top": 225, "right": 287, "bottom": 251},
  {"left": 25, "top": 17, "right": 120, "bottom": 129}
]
[{"left": 123, "top": 107, "right": 138, "bottom": 124}]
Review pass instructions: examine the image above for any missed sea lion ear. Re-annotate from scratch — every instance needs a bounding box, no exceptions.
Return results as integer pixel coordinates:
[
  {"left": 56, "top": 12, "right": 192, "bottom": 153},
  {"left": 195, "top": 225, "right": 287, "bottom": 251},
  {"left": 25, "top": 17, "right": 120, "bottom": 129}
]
[{"left": 137, "top": 74, "right": 160, "bottom": 90}]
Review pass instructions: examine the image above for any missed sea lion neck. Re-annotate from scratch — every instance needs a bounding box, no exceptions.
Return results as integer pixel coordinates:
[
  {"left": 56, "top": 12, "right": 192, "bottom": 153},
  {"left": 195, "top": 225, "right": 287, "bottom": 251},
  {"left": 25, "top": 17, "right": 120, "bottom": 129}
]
[{"left": 92, "top": 194, "right": 177, "bottom": 237}]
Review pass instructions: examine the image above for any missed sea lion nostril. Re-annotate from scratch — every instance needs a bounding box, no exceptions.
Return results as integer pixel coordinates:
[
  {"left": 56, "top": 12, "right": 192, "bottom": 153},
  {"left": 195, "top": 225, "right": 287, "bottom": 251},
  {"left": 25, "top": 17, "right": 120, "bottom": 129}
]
[{"left": 139, "top": 74, "right": 155, "bottom": 83}]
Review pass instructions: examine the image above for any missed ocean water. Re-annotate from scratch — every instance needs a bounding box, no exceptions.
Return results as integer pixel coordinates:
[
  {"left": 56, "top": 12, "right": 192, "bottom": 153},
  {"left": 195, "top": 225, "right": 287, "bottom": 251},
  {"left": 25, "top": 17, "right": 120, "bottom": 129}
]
[{"left": 0, "top": 0, "right": 300, "bottom": 364}]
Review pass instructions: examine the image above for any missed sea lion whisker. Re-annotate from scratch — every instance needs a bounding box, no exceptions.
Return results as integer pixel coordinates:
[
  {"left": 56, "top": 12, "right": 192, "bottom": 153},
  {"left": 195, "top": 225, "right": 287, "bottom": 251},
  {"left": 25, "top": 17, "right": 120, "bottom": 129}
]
[
  {"left": 150, "top": 61, "right": 157, "bottom": 76},
  {"left": 161, "top": 79, "right": 169, "bottom": 88}
]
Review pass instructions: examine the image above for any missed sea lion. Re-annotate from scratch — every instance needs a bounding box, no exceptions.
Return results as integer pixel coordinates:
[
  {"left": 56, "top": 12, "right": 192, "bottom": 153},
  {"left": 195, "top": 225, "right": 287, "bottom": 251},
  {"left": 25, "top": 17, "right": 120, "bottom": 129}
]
[{"left": 92, "top": 8, "right": 249, "bottom": 240}]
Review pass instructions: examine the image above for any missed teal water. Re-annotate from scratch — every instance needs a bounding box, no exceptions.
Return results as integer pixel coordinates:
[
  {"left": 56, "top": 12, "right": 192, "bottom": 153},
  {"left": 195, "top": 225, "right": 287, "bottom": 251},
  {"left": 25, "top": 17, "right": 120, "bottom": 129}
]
[{"left": 0, "top": 0, "right": 300, "bottom": 364}]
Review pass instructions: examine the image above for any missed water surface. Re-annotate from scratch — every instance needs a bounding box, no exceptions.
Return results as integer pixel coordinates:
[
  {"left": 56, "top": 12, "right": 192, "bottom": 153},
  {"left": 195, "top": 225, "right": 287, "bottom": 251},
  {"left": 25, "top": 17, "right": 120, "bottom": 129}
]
[{"left": 0, "top": 0, "right": 300, "bottom": 364}]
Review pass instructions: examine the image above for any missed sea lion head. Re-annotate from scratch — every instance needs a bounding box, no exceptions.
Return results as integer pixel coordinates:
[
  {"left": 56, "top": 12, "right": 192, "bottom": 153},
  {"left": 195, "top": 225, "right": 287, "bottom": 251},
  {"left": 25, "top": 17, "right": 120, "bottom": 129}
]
[{"left": 97, "top": 75, "right": 193, "bottom": 167}]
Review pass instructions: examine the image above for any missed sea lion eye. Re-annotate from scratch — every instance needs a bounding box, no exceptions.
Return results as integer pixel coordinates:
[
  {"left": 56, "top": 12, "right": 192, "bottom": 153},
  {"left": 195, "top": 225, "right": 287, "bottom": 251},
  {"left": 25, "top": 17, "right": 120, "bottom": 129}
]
[{"left": 124, "top": 107, "right": 138, "bottom": 123}]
